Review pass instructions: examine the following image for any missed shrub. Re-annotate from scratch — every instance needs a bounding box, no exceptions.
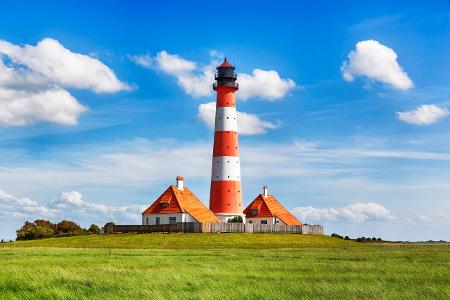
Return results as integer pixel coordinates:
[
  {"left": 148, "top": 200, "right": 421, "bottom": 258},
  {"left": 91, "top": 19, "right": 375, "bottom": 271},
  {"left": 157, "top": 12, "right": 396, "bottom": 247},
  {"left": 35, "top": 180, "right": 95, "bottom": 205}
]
[
  {"left": 227, "top": 216, "right": 243, "bottom": 223},
  {"left": 344, "top": 236, "right": 350, "bottom": 240},
  {"left": 331, "top": 233, "right": 343, "bottom": 239},
  {"left": 16, "top": 219, "right": 89, "bottom": 240}
]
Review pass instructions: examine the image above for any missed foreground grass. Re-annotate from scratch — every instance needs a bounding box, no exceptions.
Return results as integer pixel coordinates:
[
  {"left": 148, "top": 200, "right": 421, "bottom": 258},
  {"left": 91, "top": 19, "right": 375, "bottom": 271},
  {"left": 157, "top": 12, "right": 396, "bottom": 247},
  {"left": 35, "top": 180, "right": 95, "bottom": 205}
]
[{"left": 0, "top": 234, "right": 449, "bottom": 299}]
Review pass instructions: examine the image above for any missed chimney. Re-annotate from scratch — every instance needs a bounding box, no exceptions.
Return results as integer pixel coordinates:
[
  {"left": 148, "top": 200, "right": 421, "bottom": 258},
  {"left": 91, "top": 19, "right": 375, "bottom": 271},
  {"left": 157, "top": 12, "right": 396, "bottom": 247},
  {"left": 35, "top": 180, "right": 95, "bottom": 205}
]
[
  {"left": 176, "top": 176, "right": 184, "bottom": 190},
  {"left": 263, "top": 185, "right": 269, "bottom": 197}
]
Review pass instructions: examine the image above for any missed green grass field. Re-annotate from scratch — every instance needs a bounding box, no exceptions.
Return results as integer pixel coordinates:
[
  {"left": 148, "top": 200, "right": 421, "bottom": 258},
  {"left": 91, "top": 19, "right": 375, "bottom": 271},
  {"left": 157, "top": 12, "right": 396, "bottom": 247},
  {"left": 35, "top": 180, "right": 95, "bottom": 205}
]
[{"left": 1, "top": 234, "right": 449, "bottom": 299}]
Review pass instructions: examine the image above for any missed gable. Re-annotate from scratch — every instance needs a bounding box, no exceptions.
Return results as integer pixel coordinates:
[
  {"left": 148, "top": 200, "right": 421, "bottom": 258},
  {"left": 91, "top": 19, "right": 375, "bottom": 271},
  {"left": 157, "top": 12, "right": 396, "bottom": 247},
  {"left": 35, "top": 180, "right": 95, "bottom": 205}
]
[
  {"left": 244, "top": 194, "right": 302, "bottom": 226},
  {"left": 142, "top": 187, "right": 183, "bottom": 215}
]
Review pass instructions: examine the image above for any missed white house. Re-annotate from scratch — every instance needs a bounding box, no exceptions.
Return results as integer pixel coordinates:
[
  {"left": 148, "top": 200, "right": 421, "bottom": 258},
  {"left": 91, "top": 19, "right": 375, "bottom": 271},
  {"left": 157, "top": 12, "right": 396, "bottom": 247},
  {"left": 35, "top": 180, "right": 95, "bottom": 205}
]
[
  {"left": 142, "top": 176, "right": 220, "bottom": 225},
  {"left": 243, "top": 186, "right": 302, "bottom": 225}
]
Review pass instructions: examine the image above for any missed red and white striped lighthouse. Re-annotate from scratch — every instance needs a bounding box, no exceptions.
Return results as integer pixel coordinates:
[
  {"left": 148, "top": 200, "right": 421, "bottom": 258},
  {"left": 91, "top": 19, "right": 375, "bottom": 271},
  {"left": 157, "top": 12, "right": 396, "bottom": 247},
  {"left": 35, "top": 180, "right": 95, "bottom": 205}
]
[{"left": 209, "top": 59, "right": 245, "bottom": 222}]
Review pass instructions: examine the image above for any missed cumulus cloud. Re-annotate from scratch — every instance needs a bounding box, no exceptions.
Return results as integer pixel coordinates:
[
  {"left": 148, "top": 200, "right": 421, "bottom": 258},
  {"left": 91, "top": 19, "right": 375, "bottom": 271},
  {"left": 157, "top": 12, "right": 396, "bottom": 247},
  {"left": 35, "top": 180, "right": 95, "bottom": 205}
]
[
  {"left": 52, "top": 191, "right": 145, "bottom": 222},
  {"left": 131, "top": 50, "right": 296, "bottom": 100},
  {"left": 0, "top": 38, "right": 129, "bottom": 93},
  {"left": 0, "top": 87, "right": 87, "bottom": 126},
  {"left": 197, "top": 101, "right": 279, "bottom": 135},
  {"left": 238, "top": 69, "right": 296, "bottom": 100},
  {"left": 397, "top": 104, "right": 449, "bottom": 125},
  {"left": 0, "top": 189, "right": 145, "bottom": 224},
  {"left": 0, "top": 38, "right": 128, "bottom": 126},
  {"left": 341, "top": 40, "right": 413, "bottom": 90},
  {"left": 293, "top": 202, "right": 396, "bottom": 223},
  {"left": 0, "top": 190, "right": 55, "bottom": 219}
]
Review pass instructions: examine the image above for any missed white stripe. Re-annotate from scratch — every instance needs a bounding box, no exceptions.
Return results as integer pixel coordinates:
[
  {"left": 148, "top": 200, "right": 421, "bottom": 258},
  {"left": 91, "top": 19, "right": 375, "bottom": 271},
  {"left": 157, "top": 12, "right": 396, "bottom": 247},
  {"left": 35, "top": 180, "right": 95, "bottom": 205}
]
[
  {"left": 214, "top": 107, "right": 237, "bottom": 132},
  {"left": 211, "top": 156, "right": 241, "bottom": 181}
]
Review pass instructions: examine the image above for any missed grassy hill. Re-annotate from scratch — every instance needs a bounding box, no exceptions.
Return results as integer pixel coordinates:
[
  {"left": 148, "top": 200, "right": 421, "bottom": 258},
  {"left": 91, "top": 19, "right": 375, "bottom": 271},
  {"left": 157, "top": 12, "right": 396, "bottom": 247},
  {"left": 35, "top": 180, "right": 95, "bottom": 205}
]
[
  {"left": 1, "top": 233, "right": 360, "bottom": 249},
  {"left": 1, "top": 234, "right": 449, "bottom": 299}
]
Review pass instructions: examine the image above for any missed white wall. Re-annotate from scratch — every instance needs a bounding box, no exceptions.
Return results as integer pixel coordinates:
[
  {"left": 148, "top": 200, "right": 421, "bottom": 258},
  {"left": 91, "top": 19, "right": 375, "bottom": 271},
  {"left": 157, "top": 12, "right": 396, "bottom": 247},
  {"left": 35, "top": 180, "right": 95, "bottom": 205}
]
[
  {"left": 246, "top": 217, "right": 276, "bottom": 225},
  {"left": 142, "top": 213, "right": 197, "bottom": 225}
]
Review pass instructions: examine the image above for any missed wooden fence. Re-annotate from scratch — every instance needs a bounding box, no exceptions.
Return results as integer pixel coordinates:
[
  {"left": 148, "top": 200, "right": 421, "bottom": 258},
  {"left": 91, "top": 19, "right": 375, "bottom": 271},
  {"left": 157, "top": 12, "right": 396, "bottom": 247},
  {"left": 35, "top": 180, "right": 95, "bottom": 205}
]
[{"left": 106, "top": 222, "right": 323, "bottom": 235}]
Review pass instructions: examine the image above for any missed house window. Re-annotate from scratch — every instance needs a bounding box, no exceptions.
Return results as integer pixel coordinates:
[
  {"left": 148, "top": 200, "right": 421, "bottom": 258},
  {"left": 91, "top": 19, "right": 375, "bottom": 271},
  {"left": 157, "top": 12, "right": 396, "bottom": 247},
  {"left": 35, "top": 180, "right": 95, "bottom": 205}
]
[
  {"left": 156, "top": 217, "right": 160, "bottom": 225},
  {"left": 248, "top": 220, "right": 253, "bottom": 224},
  {"left": 251, "top": 209, "right": 258, "bottom": 216},
  {"left": 169, "top": 217, "right": 177, "bottom": 224},
  {"left": 261, "top": 220, "right": 268, "bottom": 225},
  {"left": 145, "top": 218, "right": 149, "bottom": 225}
]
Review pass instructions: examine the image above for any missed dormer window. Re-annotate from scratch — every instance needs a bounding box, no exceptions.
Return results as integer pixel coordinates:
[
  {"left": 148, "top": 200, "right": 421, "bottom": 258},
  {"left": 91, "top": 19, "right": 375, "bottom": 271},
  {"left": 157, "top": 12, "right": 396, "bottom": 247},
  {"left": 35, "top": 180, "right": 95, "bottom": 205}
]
[
  {"left": 251, "top": 209, "right": 258, "bottom": 216},
  {"left": 160, "top": 194, "right": 171, "bottom": 207}
]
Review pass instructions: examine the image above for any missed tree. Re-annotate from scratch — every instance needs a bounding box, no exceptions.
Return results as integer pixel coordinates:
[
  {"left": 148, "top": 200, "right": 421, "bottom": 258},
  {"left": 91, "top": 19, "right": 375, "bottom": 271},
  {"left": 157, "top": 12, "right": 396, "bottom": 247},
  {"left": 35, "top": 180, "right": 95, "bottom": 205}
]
[
  {"left": 16, "top": 221, "right": 54, "bottom": 240},
  {"left": 227, "top": 216, "right": 243, "bottom": 223},
  {"left": 55, "top": 220, "right": 82, "bottom": 236},
  {"left": 88, "top": 224, "right": 100, "bottom": 234}
]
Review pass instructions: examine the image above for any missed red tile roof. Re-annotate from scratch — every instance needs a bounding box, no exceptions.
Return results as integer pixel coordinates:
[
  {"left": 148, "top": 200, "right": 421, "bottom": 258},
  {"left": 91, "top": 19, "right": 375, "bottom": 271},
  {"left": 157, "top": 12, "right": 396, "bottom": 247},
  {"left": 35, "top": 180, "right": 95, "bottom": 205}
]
[
  {"left": 244, "top": 194, "right": 302, "bottom": 225},
  {"left": 142, "top": 185, "right": 220, "bottom": 223}
]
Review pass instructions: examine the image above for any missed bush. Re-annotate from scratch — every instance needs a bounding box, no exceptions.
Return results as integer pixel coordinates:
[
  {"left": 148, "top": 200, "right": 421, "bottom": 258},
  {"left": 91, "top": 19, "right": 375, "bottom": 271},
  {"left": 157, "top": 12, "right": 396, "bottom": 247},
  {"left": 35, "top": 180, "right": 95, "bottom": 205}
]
[
  {"left": 344, "top": 236, "right": 350, "bottom": 240},
  {"left": 227, "top": 216, "right": 243, "bottom": 223},
  {"left": 16, "top": 219, "right": 90, "bottom": 241},
  {"left": 331, "top": 233, "right": 343, "bottom": 239}
]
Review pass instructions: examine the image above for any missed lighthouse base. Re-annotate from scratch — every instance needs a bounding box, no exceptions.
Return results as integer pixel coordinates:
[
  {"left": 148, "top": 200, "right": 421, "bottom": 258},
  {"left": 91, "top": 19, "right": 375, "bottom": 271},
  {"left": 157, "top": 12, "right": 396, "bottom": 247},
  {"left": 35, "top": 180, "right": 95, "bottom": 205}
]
[{"left": 214, "top": 213, "right": 247, "bottom": 223}]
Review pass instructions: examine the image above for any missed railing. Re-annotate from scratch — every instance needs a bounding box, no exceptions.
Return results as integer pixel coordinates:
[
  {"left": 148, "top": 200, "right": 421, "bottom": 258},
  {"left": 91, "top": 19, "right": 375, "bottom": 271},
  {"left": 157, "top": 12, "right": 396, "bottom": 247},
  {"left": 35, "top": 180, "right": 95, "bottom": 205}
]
[{"left": 213, "top": 82, "right": 239, "bottom": 90}]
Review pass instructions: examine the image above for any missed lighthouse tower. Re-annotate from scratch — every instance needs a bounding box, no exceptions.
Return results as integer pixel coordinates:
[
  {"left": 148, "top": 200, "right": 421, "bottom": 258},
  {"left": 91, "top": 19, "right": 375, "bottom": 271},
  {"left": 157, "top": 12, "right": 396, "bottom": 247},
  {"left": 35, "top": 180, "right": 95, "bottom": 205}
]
[{"left": 209, "top": 59, "right": 245, "bottom": 222}]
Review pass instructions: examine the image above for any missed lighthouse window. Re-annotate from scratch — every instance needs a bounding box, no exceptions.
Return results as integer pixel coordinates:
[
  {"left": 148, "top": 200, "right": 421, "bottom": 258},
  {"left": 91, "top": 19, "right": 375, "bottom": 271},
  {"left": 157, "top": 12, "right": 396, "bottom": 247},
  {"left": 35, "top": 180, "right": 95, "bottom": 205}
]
[{"left": 227, "top": 117, "right": 229, "bottom": 119}]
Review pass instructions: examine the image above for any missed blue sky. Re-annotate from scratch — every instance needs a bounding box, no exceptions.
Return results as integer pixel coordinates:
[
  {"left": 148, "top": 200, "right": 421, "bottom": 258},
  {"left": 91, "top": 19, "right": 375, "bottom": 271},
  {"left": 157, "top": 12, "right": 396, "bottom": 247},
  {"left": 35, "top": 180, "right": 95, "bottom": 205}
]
[{"left": 0, "top": 0, "right": 449, "bottom": 241}]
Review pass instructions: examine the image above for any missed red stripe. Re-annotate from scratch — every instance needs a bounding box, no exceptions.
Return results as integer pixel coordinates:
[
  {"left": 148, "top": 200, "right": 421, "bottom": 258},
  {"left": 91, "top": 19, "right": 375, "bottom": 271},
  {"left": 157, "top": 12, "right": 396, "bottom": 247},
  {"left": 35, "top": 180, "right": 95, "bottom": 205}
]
[
  {"left": 216, "top": 88, "right": 236, "bottom": 108},
  {"left": 209, "top": 181, "right": 243, "bottom": 214},
  {"left": 212, "top": 131, "right": 239, "bottom": 156}
]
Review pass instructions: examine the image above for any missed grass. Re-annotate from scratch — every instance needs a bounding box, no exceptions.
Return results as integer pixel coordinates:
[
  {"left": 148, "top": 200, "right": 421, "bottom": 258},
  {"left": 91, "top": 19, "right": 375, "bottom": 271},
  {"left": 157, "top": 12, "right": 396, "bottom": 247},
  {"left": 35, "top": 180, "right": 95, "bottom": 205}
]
[{"left": 0, "top": 234, "right": 449, "bottom": 299}]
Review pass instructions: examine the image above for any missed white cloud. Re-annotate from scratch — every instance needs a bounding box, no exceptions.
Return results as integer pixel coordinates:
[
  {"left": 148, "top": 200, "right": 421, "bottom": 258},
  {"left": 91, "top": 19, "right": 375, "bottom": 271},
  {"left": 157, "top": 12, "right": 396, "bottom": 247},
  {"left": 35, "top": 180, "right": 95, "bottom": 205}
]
[
  {"left": 197, "top": 102, "right": 279, "bottom": 135},
  {"left": 341, "top": 40, "right": 413, "bottom": 90},
  {"left": 0, "top": 38, "right": 129, "bottom": 93},
  {"left": 0, "top": 190, "right": 55, "bottom": 219},
  {"left": 132, "top": 50, "right": 296, "bottom": 100},
  {"left": 397, "top": 104, "right": 449, "bottom": 125},
  {"left": 0, "top": 38, "right": 128, "bottom": 126},
  {"left": 128, "top": 54, "right": 153, "bottom": 68},
  {"left": 0, "top": 87, "right": 87, "bottom": 126},
  {"left": 51, "top": 191, "right": 145, "bottom": 223},
  {"left": 416, "top": 211, "right": 450, "bottom": 223},
  {"left": 238, "top": 69, "right": 296, "bottom": 100},
  {"left": 152, "top": 51, "right": 215, "bottom": 97},
  {"left": 293, "top": 202, "right": 396, "bottom": 223},
  {"left": 0, "top": 189, "right": 145, "bottom": 224}
]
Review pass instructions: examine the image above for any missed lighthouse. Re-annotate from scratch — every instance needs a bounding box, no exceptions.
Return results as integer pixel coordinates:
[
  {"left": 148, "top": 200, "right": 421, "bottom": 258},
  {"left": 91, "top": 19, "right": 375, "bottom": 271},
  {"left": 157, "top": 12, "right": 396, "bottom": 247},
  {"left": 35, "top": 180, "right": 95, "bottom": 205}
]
[{"left": 209, "top": 59, "right": 245, "bottom": 222}]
